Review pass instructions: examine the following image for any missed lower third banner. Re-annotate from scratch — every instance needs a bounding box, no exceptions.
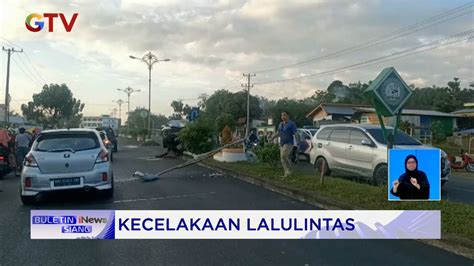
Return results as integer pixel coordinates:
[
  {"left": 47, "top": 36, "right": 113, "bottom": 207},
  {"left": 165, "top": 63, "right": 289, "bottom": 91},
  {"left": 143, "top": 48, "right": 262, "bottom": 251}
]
[{"left": 30, "top": 210, "right": 440, "bottom": 239}]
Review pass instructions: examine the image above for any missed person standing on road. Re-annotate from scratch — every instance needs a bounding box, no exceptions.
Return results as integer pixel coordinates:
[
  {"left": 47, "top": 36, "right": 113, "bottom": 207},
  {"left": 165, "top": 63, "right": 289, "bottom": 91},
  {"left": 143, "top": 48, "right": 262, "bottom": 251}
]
[
  {"left": 15, "top": 127, "right": 32, "bottom": 174},
  {"left": 277, "top": 111, "right": 297, "bottom": 177}
]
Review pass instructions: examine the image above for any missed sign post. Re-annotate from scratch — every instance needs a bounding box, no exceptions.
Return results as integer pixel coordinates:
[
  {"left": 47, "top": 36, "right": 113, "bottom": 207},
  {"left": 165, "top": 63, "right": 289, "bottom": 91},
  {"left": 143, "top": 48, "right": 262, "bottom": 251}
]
[{"left": 364, "top": 67, "right": 412, "bottom": 149}]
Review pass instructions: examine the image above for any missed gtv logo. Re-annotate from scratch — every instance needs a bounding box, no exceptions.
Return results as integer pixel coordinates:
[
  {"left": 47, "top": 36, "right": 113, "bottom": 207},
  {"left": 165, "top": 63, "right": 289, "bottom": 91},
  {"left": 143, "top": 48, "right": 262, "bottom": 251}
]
[{"left": 25, "top": 13, "right": 78, "bottom": 32}]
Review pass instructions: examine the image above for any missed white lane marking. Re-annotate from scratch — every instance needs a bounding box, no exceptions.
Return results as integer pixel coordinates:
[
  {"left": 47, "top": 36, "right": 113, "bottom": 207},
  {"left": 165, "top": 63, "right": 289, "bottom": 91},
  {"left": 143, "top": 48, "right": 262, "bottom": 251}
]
[
  {"left": 123, "top": 145, "right": 139, "bottom": 149},
  {"left": 136, "top": 157, "right": 163, "bottom": 161},
  {"left": 113, "top": 191, "right": 216, "bottom": 204},
  {"left": 115, "top": 177, "right": 142, "bottom": 183}
]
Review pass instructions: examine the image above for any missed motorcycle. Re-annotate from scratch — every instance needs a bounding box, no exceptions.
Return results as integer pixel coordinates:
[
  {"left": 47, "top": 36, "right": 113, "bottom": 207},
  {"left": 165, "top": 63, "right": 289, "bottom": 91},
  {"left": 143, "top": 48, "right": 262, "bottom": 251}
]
[{"left": 450, "top": 152, "right": 474, "bottom": 172}]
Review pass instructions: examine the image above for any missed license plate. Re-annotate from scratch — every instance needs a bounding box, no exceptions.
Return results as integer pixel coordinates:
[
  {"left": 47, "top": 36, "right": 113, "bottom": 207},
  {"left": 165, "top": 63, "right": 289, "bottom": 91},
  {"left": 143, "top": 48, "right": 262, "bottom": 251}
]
[{"left": 53, "top": 177, "right": 81, "bottom": 187}]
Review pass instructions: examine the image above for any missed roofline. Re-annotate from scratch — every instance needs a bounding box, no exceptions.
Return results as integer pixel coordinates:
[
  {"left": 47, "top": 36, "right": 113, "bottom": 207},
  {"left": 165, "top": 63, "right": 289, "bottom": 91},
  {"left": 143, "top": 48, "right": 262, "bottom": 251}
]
[
  {"left": 353, "top": 107, "right": 460, "bottom": 117},
  {"left": 306, "top": 103, "right": 372, "bottom": 118}
]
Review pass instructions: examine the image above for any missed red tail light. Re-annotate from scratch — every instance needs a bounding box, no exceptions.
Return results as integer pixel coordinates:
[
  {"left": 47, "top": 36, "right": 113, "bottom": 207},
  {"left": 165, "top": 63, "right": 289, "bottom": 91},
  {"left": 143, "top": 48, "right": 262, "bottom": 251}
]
[
  {"left": 0, "top": 156, "right": 4, "bottom": 161},
  {"left": 25, "top": 177, "right": 32, "bottom": 188},
  {"left": 95, "top": 149, "right": 109, "bottom": 164},
  {"left": 102, "top": 172, "right": 108, "bottom": 181},
  {"left": 24, "top": 154, "right": 38, "bottom": 167}
]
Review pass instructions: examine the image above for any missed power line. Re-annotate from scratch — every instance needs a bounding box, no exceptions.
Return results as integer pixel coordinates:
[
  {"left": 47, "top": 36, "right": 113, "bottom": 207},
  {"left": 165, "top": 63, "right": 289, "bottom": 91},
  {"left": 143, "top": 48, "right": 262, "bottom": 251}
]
[
  {"left": 0, "top": 36, "right": 23, "bottom": 50},
  {"left": 15, "top": 53, "right": 44, "bottom": 86},
  {"left": 0, "top": 36, "right": 47, "bottom": 85},
  {"left": 254, "top": 29, "right": 474, "bottom": 85},
  {"left": 11, "top": 57, "right": 42, "bottom": 88},
  {"left": 252, "top": 2, "right": 473, "bottom": 73},
  {"left": 23, "top": 52, "right": 47, "bottom": 85}
]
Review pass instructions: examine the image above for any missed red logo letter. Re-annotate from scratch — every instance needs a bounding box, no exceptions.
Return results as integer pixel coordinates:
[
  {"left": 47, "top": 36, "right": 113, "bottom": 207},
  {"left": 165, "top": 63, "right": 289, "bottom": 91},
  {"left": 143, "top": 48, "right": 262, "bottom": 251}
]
[
  {"left": 43, "top": 13, "right": 58, "bottom": 32},
  {"left": 60, "top": 13, "right": 78, "bottom": 32}
]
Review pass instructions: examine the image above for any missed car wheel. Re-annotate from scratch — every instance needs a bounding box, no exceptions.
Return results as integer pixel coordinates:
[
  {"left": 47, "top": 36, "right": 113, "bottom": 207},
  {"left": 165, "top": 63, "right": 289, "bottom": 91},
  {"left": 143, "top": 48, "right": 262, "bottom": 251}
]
[
  {"left": 373, "top": 164, "right": 388, "bottom": 186},
  {"left": 315, "top": 157, "right": 330, "bottom": 176},
  {"left": 21, "top": 195, "right": 36, "bottom": 205}
]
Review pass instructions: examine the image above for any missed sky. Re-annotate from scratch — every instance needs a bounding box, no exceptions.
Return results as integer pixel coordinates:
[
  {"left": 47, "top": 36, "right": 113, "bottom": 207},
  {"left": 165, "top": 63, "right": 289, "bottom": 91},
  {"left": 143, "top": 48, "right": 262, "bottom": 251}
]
[{"left": 0, "top": 0, "right": 472, "bottom": 120}]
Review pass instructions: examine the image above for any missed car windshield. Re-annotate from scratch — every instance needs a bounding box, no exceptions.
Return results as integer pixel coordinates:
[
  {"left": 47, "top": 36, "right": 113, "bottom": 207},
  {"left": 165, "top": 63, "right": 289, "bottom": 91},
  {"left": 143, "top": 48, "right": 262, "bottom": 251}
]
[
  {"left": 34, "top": 132, "right": 100, "bottom": 152},
  {"left": 367, "top": 128, "right": 421, "bottom": 145}
]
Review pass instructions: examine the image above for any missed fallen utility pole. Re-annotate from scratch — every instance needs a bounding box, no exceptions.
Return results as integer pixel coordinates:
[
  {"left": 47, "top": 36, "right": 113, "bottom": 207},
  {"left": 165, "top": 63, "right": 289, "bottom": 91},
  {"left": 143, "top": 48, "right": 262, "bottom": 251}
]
[{"left": 134, "top": 138, "right": 246, "bottom": 182}]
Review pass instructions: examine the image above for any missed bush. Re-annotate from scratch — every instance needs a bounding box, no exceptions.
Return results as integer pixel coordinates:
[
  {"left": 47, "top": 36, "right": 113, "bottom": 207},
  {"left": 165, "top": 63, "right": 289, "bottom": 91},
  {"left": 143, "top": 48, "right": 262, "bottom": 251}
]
[
  {"left": 431, "top": 120, "right": 447, "bottom": 142},
  {"left": 177, "top": 121, "right": 214, "bottom": 154},
  {"left": 129, "top": 128, "right": 147, "bottom": 139},
  {"left": 255, "top": 144, "right": 280, "bottom": 167}
]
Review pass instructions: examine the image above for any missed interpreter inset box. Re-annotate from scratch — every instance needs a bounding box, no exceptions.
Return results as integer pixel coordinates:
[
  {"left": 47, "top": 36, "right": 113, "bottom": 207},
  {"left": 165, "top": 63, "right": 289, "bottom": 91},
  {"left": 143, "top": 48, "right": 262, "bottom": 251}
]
[{"left": 388, "top": 149, "right": 441, "bottom": 201}]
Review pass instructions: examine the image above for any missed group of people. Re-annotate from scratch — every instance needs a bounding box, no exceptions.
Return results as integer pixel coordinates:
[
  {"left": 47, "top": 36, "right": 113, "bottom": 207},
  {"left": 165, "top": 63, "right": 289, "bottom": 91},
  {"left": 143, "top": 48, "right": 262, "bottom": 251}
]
[{"left": 0, "top": 127, "right": 40, "bottom": 175}]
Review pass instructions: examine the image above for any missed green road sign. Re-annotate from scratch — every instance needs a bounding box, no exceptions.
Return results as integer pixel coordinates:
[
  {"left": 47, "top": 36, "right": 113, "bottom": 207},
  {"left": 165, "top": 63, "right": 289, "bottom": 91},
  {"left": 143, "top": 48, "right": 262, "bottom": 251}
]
[{"left": 365, "top": 67, "right": 412, "bottom": 117}]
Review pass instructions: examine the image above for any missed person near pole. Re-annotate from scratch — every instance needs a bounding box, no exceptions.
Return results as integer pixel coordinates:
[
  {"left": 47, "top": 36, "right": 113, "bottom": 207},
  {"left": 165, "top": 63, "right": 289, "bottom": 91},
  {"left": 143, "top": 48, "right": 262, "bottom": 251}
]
[{"left": 277, "top": 111, "right": 297, "bottom": 177}]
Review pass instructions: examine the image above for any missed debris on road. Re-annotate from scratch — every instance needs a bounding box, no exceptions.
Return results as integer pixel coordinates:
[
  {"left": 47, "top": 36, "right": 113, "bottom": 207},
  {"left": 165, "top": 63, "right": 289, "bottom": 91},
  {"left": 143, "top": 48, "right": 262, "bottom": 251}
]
[
  {"left": 133, "top": 171, "right": 159, "bottom": 182},
  {"left": 134, "top": 139, "right": 245, "bottom": 182},
  {"left": 209, "top": 173, "right": 223, "bottom": 177}
]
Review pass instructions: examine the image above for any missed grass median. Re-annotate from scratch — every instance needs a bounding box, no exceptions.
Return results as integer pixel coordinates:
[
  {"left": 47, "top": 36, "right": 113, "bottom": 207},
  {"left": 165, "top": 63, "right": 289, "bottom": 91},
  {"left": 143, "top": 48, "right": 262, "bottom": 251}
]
[{"left": 205, "top": 159, "right": 474, "bottom": 242}]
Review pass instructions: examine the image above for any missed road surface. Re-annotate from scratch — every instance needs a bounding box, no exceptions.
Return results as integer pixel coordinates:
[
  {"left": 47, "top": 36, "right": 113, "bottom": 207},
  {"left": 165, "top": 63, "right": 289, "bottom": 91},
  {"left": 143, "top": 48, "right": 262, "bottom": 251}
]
[{"left": 0, "top": 142, "right": 471, "bottom": 265}]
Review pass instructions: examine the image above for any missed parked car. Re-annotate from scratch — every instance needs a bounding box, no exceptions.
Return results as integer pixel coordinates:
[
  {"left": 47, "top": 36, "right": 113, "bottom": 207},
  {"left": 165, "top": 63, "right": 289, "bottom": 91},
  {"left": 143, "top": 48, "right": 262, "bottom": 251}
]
[
  {"left": 105, "top": 127, "right": 118, "bottom": 152},
  {"left": 98, "top": 130, "right": 114, "bottom": 162},
  {"left": 20, "top": 128, "right": 114, "bottom": 205},
  {"left": 295, "top": 128, "right": 318, "bottom": 161},
  {"left": 309, "top": 124, "right": 450, "bottom": 186}
]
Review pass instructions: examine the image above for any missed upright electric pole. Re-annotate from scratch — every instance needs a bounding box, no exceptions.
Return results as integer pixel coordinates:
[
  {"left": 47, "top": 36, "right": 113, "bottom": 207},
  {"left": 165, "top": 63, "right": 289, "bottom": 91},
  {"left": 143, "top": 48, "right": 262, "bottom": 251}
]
[
  {"left": 242, "top": 73, "right": 255, "bottom": 137},
  {"left": 111, "top": 107, "right": 118, "bottom": 117},
  {"left": 2, "top": 46, "right": 23, "bottom": 123},
  {"left": 117, "top": 87, "right": 141, "bottom": 130},
  {"left": 129, "top": 52, "right": 170, "bottom": 140},
  {"left": 113, "top": 99, "right": 126, "bottom": 126}
]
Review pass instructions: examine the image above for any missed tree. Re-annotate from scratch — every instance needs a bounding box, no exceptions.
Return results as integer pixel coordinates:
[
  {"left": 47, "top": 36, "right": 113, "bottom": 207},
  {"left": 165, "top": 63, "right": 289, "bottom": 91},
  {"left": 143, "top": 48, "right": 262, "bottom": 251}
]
[
  {"left": 177, "top": 119, "right": 214, "bottom": 154},
  {"left": 215, "top": 113, "right": 235, "bottom": 132},
  {"left": 258, "top": 96, "right": 276, "bottom": 119},
  {"left": 311, "top": 80, "right": 370, "bottom": 105},
  {"left": 201, "top": 89, "right": 262, "bottom": 128},
  {"left": 170, "top": 100, "right": 184, "bottom": 115},
  {"left": 21, "top": 84, "right": 84, "bottom": 128},
  {"left": 270, "top": 98, "right": 316, "bottom": 127},
  {"left": 127, "top": 107, "right": 169, "bottom": 137}
]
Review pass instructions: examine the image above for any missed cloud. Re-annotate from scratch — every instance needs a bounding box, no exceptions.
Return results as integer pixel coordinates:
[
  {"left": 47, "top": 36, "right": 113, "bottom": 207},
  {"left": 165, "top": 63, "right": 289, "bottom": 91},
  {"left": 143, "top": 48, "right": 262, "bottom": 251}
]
[{"left": 0, "top": 0, "right": 472, "bottom": 116}]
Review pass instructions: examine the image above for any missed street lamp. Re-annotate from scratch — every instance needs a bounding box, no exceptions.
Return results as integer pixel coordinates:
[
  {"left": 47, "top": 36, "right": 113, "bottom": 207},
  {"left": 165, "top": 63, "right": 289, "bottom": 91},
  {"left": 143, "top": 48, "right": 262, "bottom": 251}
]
[
  {"left": 129, "top": 52, "right": 170, "bottom": 140},
  {"left": 117, "top": 87, "right": 141, "bottom": 131},
  {"left": 112, "top": 99, "right": 126, "bottom": 126}
]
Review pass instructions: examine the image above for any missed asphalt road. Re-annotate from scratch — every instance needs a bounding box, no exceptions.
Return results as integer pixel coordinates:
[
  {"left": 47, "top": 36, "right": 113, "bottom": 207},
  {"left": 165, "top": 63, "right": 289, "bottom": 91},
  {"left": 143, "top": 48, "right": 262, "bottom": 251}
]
[
  {"left": 0, "top": 142, "right": 472, "bottom": 265},
  {"left": 296, "top": 158, "right": 474, "bottom": 205}
]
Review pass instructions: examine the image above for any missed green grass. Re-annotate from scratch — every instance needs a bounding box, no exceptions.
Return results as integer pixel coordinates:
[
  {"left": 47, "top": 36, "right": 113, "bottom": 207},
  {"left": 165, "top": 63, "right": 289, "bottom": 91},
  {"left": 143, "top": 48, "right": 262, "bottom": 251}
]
[{"left": 206, "top": 160, "right": 474, "bottom": 242}]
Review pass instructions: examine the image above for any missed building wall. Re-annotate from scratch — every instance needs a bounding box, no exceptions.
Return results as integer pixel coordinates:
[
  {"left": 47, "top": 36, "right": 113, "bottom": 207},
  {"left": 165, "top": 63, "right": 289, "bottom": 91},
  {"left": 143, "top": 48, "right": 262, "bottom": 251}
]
[
  {"left": 359, "top": 112, "right": 389, "bottom": 125},
  {"left": 311, "top": 109, "right": 328, "bottom": 122},
  {"left": 102, "top": 117, "right": 119, "bottom": 129},
  {"left": 428, "top": 116, "right": 455, "bottom": 136},
  {"left": 81, "top": 116, "right": 119, "bottom": 129}
]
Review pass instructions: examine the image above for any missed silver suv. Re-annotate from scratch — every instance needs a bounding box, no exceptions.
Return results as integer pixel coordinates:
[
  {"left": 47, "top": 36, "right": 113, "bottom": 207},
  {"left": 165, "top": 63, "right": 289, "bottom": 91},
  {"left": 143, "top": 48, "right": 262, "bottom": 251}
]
[{"left": 309, "top": 124, "right": 450, "bottom": 185}]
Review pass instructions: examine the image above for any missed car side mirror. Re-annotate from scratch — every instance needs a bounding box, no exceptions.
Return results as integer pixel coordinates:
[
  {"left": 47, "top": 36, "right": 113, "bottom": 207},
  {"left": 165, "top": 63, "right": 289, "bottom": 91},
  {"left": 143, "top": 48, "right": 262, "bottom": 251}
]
[{"left": 361, "top": 139, "right": 372, "bottom": 147}]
